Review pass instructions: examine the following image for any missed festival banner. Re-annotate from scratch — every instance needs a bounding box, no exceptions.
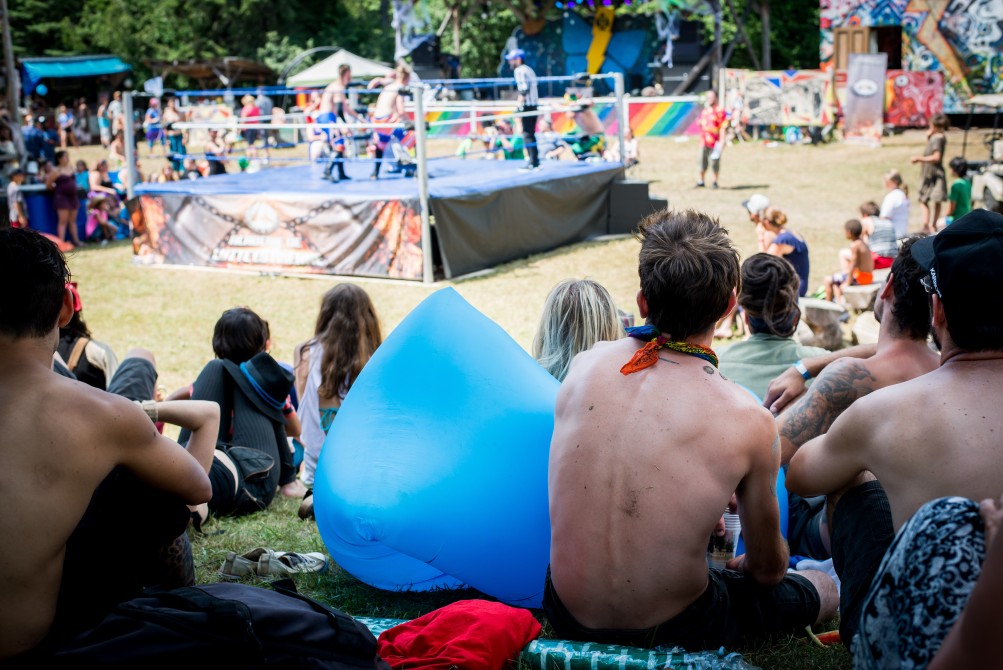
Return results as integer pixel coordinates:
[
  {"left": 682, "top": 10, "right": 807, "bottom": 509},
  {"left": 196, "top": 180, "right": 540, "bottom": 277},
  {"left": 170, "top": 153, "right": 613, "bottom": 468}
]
[
  {"left": 723, "top": 68, "right": 835, "bottom": 128},
  {"left": 843, "top": 53, "right": 887, "bottom": 147},
  {"left": 885, "top": 70, "right": 944, "bottom": 128},
  {"left": 131, "top": 193, "right": 424, "bottom": 280}
]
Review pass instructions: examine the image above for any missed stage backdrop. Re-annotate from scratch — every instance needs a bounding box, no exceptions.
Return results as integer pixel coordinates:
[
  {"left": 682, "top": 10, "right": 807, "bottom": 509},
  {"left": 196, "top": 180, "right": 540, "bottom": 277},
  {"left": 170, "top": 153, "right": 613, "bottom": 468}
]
[{"left": 132, "top": 193, "right": 424, "bottom": 280}]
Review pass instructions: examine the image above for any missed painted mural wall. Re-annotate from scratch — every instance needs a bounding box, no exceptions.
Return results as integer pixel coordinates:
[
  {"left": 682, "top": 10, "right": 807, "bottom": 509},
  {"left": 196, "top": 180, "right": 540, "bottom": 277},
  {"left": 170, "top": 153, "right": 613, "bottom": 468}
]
[
  {"left": 820, "top": 0, "right": 1003, "bottom": 113},
  {"left": 420, "top": 98, "right": 702, "bottom": 138}
]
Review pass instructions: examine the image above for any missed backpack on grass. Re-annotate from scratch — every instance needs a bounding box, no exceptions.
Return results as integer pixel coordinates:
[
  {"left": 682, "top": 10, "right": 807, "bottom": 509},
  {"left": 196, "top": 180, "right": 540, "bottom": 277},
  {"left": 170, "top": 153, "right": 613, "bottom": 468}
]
[{"left": 53, "top": 580, "right": 390, "bottom": 670}]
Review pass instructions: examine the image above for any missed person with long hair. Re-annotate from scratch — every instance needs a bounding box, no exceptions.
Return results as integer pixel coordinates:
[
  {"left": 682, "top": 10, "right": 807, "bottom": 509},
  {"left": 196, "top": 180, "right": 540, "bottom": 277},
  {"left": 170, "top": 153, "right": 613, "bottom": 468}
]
[
  {"left": 295, "top": 284, "right": 383, "bottom": 500},
  {"left": 532, "top": 278, "right": 624, "bottom": 382},
  {"left": 45, "top": 150, "right": 83, "bottom": 246}
]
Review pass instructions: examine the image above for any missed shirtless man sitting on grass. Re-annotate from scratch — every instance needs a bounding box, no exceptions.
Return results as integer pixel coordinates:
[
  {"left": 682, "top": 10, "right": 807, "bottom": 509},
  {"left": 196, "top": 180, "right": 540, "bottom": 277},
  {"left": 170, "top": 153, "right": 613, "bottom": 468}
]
[
  {"left": 788, "top": 209, "right": 1003, "bottom": 650},
  {"left": 775, "top": 237, "right": 939, "bottom": 645},
  {"left": 0, "top": 228, "right": 219, "bottom": 662},
  {"left": 545, "top": 209, "right": 837, "bottom": 650}
]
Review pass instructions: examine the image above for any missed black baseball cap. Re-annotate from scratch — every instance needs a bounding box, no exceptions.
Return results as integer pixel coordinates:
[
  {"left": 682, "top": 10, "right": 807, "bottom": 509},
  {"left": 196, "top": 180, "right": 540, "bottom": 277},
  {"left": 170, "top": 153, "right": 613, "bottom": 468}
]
[{"left": 912, "top": 209, "right": 1003, "bottom": 317}]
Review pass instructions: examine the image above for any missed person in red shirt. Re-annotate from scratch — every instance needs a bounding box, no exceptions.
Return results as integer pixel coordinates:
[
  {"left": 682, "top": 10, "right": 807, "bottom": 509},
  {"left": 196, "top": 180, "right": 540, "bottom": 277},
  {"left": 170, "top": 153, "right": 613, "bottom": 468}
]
[
  {"left": 240, "top": 95, "right": 262, "bottom": 157},
  {"left": 697, "top": 90, "right": 728, "bottom": 189}
]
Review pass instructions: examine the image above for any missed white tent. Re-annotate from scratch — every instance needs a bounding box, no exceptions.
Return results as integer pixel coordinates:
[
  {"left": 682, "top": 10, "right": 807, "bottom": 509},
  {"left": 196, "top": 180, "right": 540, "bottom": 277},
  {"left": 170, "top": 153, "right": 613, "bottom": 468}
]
[{"left": 287, "top": 50, "right": 393, "bottom": 86}]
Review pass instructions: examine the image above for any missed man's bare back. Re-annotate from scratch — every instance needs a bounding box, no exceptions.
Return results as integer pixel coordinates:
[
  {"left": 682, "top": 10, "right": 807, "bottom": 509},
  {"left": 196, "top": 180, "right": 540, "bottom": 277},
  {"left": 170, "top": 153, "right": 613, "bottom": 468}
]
[
  {"left": 574, "top": 107, "right": 604, "bottom": 136},
  {"left": 790, "top": 357, "right": 1003, "bottom": 531},
  {"left": 549, "top": 337, "right": 782, "bottom": 629},
  {"left": 373, "top": 81, "right": 404, "bottom": 120},
  {"left": 0, "top": 335, "right": 213, "bottom": 658}
]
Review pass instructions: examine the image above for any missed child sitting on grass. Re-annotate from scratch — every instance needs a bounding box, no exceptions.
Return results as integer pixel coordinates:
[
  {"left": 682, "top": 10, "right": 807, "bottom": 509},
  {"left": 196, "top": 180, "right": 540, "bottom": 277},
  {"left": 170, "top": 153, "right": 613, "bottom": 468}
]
[
  {"left": 824, "top": 218, "right": 874, "bottom": 303},
  {"left": 86, "top": 196, "right": 118, "bottom": 243}
]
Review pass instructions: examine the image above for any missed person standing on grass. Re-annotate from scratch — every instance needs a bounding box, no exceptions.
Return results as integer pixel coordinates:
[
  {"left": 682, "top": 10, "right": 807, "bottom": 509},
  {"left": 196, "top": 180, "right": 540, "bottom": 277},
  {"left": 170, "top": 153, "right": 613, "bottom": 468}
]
[
  {"left": 46, "top": 150, "right": 83, "bottom": 247},
  {"left": 505, "top": 48, "right": 540, "bottom": 171},
  {"left": 545, "top": 209, "right": 837, "bottom": 651},
  {"left": 912, "top": 113, "right": 949, "bottom": 234},
  {"left": 6, "top": 168, "right": 27, "bottom": 228},
  {"left": 941, "top": 156, "right": 971, "bottom": 228},
  {"left": 0, "top": 228, "right": 219, "bottom": 663},
  {"left": 143, "top": 98, "right": 165, "bottom": 156},
  {"left": 163, "top": 97, "right": 186, "bottom": 173},
  {"left": 696, "top": 90, "right": 728, "bottom": 189},
  {"left": 97, "top": 94, "right": 111, "bottom": 148}
]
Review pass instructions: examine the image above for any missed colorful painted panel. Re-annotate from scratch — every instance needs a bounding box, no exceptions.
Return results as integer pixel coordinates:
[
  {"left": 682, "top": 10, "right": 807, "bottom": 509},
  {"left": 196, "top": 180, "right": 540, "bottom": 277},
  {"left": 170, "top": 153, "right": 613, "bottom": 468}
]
[
  {"left": 723, "top": 69, "right": 836, "bottom": 127},
  {"left": 820, "top": 0, "right": 1003, "bottom": 113},
  {"left": 421, "top": 99, "right": 701, "bottom": 139},
  {"left": 885, "top": 70, "right": 944, "bottom": 127}
]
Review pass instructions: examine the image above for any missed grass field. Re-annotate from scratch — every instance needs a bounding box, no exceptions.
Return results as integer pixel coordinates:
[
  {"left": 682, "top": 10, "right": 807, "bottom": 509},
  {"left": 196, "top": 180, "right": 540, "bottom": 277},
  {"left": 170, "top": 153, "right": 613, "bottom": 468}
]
[{"left": 60, "top": 129, "right": 954, "bottom": 668}]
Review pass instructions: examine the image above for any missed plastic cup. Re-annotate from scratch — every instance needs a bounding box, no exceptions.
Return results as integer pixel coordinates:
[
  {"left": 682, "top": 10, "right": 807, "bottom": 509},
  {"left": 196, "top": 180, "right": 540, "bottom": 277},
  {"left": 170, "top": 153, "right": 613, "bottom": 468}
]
[{"left": 708, "top": 512, "right": 742, "bottom": 569}]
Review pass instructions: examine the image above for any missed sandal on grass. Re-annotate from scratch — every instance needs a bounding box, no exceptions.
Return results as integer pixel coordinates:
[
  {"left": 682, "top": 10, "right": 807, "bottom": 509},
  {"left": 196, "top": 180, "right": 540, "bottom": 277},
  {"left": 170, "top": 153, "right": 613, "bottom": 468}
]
[
  {"left": 259, "top": 550, "right": 327, "bottom": 577},
  {"left": 219, "top": 551, "right": 257, "bottom": 580},
  {"left": 219, "top": 547, "right": 327, "bottom": 579}
]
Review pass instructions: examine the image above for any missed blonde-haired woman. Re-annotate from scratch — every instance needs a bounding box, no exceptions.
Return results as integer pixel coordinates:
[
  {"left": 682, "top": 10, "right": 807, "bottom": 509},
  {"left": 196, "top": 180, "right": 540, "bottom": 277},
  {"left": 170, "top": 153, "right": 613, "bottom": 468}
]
[
  {"left": 533, "top": 279, "right": 624, "bottom": 382},
  {"left": 881, "top": 169, "right": 911, "bottom": 239},
  {"left": 763, "top": 207, "right": 811, "bottom": 297}
]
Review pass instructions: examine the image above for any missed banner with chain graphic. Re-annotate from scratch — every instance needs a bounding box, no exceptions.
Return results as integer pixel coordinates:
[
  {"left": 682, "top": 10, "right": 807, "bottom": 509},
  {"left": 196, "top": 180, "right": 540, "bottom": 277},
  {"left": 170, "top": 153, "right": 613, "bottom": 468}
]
[{"left": 130, "top": 193, "right": 424, "bottom": 279}]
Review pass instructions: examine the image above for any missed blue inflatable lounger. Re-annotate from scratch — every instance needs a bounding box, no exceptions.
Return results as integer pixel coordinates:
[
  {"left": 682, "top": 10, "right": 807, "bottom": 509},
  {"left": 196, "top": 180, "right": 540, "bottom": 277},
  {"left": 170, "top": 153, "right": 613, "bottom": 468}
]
[{"left": 313, "top": 287, "right": 559, "bottom": 607}]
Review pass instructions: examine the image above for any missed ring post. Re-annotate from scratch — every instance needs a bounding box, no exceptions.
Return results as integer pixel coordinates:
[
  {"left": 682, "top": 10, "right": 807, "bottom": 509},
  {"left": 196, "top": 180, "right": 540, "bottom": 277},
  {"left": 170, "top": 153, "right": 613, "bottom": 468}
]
[
  {"left": 613, "top": 72, "right": 626, "bottom": 168},
  {"left": 413, "top": 85, "right": 434, "bottom": 284},
  {"left": 123, "top": 91, "right": 137, "bottom": 200}
]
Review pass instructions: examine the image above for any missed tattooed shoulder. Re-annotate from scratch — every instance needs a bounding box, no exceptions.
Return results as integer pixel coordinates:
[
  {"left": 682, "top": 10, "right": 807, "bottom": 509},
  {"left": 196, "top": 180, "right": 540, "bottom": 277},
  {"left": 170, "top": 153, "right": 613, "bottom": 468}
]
[{"left": 779, "top": 358, "right": 877, "bottom": 448}]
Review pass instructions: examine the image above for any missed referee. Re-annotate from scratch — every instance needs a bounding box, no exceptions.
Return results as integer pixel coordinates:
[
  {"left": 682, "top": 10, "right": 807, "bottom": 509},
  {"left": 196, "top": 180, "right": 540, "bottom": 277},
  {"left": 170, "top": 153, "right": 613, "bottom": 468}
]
[{"left": 506, "top": 49, "right": 540, "bottom": 170}]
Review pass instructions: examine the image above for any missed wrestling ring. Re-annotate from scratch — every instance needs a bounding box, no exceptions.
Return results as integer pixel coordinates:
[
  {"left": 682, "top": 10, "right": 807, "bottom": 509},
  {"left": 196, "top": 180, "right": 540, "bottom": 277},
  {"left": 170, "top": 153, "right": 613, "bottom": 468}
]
[{"left": 122, "top": 74, "right": 661, "bottom": 283}]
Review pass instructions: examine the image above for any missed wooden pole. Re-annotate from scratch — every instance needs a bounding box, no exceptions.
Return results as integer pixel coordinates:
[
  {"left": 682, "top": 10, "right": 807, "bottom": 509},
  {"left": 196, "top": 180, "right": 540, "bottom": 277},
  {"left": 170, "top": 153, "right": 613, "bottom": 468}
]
[
  {"left": 761, "top": 0, "right": 771, "bottom": 70},
  {"left": 1, "top": 0, "right": 21, "bottom": 130},
  {"left": 711, "top": 0, "right": 722, "bottom": 86}
]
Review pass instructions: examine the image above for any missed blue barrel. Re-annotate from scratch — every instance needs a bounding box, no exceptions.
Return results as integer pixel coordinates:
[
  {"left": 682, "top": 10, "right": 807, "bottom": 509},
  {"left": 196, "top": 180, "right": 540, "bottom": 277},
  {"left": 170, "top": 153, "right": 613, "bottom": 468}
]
[{"left": 22, "top": 184, "right": 88, "bottom": 239}]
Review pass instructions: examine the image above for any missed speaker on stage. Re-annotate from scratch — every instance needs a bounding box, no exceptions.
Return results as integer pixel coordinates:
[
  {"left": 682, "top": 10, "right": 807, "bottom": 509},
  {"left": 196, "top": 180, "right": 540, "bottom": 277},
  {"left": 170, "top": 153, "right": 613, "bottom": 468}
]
[{"left": 607, "top": 180, "right": 667, "bottom": 235}]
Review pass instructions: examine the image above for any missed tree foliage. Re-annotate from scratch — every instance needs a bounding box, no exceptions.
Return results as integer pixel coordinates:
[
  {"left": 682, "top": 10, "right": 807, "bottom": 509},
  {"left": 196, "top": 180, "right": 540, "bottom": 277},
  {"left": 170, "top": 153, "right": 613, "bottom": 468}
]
[{"left": 9, "top": 0, "right": 820, "bottom": 84}]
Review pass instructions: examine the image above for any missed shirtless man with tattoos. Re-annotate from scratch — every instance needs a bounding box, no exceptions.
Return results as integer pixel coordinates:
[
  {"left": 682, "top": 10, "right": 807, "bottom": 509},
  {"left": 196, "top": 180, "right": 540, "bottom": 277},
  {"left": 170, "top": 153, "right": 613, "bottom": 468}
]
[
  {"left": 775, "top": 237, "right": 938, "bottom": 646},
  {"left": 545, "top": 209, "right": 837, "bottom": 650},
  {"left": 788, "top": 211, "right": 1003, "bottom": 648}
]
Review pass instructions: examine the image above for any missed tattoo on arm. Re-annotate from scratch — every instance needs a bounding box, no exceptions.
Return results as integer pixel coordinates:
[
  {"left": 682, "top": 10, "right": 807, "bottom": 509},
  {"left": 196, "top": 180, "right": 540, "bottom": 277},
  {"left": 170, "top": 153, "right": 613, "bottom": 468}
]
[{"left": 779, "top": 360, "right": 877, "bottom": 449}]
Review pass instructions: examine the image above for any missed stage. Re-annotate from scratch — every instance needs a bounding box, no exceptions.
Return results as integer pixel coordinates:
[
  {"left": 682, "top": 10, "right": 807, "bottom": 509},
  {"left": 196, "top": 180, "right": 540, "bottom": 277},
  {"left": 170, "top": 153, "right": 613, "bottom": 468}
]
[{"left": 133, "top": 158, "right": 624, "bottom": 280}]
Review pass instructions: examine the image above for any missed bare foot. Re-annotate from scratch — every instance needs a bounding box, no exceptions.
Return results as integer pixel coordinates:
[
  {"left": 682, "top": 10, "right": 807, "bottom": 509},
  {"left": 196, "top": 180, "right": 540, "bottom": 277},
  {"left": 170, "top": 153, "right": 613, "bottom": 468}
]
[
  {"left": 980, "top": 496, "right": 1003, "bottom": 547},
  {"left": 280, "top": 479, "right": 307, "bottom": 498}
]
